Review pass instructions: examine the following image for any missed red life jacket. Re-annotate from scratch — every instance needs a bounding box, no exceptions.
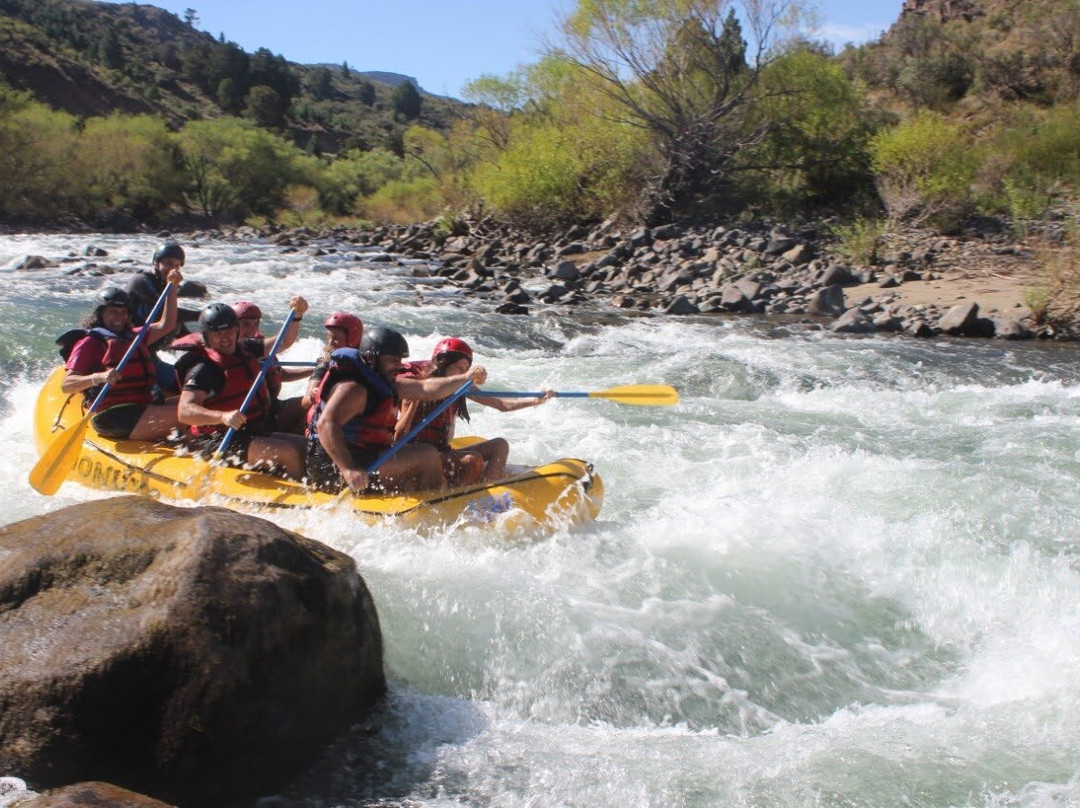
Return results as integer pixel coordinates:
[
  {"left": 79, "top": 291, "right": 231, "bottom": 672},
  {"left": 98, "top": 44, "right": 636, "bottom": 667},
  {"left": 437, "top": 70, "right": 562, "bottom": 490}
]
[
  {"left": 68, "top": 327, "right": 156, "bottom": 408},
  {"left": 411, "top": 398, "right": 459, "bottom": 449},
  {"left": 308, "top": 348, "right": 397, "bottom": 450},
  {"left": 176, "top": 343, "right": 270, "bottom": 436}
]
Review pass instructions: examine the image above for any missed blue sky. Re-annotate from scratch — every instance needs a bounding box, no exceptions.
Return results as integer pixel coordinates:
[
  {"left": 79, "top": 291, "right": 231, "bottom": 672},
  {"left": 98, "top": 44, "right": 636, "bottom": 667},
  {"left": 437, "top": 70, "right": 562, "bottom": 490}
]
[{"left": 101, "top": 0, "right": 901, "bottom": 98}]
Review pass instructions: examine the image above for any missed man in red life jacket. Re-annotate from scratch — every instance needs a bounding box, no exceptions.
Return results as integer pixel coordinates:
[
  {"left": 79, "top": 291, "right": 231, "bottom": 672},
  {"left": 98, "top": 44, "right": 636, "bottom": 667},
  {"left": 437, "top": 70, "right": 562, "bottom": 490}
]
[
  {"left": 395, "top": 337, "right": 553, "bottom": 485},
  {"left": 306, "top": 326, "right": 487, "bottom": 494},
  {"left": 176, "top": 297, "right": 308, "bottom": 478},
  {"left": 61, "top": 275, "right": 184, "bottom": 441}
]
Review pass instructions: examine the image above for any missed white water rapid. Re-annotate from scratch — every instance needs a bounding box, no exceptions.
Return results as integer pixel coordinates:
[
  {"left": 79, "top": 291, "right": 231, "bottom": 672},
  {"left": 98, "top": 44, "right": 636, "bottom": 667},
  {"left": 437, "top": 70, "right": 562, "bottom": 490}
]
[{"left": 3, "top": 233, "right": 1080, "bottom": 806}]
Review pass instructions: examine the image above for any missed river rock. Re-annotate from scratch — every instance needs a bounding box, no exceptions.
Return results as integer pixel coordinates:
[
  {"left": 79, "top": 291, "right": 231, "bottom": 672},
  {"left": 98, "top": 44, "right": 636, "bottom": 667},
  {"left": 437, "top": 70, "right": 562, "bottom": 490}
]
[
  {"left": 15, "top": 256, "right": 58, "bottom": 270},
  {"left": 0, "top": 497, "right": 385, "bottom": 806},
  {"left": 807, "top": 285, "right": 846, "bottom": 317},
  {"left": 14, "top": 781, "right": 173, "bottom": 807},
  {"left": 938, "top": 301, "right": 979, "bottom": 335},
  {"left": 830, "top": 308, "right": 876, "bottom": 333}
]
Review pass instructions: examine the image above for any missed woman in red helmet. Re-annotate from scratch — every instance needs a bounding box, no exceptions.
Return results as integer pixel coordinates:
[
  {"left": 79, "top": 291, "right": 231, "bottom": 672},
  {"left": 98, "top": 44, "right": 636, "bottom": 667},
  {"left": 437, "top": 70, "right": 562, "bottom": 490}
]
[{"left": 394, "top": 337, "right": 553, "bottom": 486}]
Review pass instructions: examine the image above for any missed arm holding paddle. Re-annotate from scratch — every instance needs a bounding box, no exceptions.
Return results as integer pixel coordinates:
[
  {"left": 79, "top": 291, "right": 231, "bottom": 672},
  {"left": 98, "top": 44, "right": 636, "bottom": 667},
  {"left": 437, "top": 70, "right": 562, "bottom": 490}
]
[
  {"left": 61, "top": 268, "right": 182, "bottom": 395},
  {"left": 261, "top": 295, "right": 307, "bottom": 357},
  {"left": 30, "top": 280, "right": 179, "bottom": 495},
  {"left": 469, "top": 389, "right": 554, "bottom": 412},
  {"left": 394, "top": 364, "right": 487, "bottom": 401}
]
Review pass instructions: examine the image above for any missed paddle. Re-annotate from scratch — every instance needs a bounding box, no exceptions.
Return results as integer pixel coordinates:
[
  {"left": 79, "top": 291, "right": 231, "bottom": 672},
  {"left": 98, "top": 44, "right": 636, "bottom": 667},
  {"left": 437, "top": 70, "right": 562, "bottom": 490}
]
[
  {"left": 30, "top": 282, "right": 174, "bottom": 495},
  {"left": 476, "top": 384, "right": 679, "bottom": 407},
  {"left": 367, "top": 380, "right": 474, "bottom": 473},
  {"left": 214, "top": 309, "right": 297, "bottom": 459}
]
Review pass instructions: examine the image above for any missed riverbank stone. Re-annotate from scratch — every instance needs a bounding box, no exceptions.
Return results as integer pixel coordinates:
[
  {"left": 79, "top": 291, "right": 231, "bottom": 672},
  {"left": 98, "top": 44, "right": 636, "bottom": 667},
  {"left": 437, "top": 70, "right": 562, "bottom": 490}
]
[{"left": 0, "top": 496, "right": 385, "bottom": 806}]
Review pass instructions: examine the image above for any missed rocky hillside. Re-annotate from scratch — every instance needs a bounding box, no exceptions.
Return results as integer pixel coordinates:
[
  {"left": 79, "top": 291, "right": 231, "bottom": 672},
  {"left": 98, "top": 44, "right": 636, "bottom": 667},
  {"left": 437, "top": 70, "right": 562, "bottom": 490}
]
[{"left": 0, "top": 0, "right": 470, "bottom": 152}]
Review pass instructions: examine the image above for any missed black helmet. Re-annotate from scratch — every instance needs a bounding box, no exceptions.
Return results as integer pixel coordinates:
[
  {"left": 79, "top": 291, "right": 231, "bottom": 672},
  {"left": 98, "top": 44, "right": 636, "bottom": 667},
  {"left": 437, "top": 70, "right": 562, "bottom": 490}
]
[
  {"left": 95, "top": 287, "right": 130, "bottom": 309},
  {"left": 152, "top": 241, "right": 185, "bottom": 266},
  {"left": 361, "top": 326, "right": 409, "bottom": 362},
  {"left": 198, "top": 302, "right": 238, "bottom": 333}
]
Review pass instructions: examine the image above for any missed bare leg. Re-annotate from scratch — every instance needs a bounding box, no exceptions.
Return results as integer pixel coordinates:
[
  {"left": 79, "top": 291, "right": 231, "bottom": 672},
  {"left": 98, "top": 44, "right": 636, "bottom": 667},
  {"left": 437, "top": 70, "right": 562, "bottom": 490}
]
[
  {"left": 442, "top": 450, "right": 486, "bottom": 487},
  {"left": 248, "top": 433, "right": 307, "bottom": 479},
  {"left": 129, "top": 403, "right": 183, "bottom": 442},
  {"left": 468, "top": 438, "right": 510, "bottom": 481},
  {"left": 373, "top": 443, "right": 445, "bottom": 492}
]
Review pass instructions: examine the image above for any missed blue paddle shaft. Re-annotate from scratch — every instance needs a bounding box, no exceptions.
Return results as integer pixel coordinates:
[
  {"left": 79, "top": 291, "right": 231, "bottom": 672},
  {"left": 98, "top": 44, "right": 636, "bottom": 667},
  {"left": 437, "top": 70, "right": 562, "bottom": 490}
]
[
  {"left": 367, "top": 380, "right": 474, "bottom": 473},
  {"left": 475, "top": 391, "right": 586, "bottom": 398},
  {"left": 216, "top": 309, "right": 296, "bottom": 456},
  {"left": 87, "top": 282, "right": 173, "bottom": 415}
]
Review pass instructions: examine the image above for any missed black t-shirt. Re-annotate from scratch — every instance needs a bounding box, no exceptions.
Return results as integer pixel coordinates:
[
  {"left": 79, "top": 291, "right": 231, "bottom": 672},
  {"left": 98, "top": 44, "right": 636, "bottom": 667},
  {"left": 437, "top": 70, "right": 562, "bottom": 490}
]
[
  {"left": 126, "top": 269, "right": 200, "bottom": 328},
  {"left": 181, "top": 338, "right": 267, "bottom": 397},
  {"left": 126, "top": 271, "right": 163, "bottom": 327}
]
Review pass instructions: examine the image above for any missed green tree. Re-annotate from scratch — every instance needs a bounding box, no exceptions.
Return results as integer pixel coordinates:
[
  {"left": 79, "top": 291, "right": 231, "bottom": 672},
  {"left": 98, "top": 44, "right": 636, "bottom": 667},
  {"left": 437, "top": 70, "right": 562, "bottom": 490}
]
[
  {"left": 0, "top": 88, "right": 80, "bottom": 219},
  {"left": 72, "top": 114, "right": 183, "bottom": 221},
  {"left": 217, "top": 77, "right": 243, "bottom": 115},
  {"left": 871, "top": 111, "right": 977, "bottom": 227},
  {"left": 739, "top": 48, "right": 876, "bottom": 207},
  {"left": 357, "top": 79, "right": 376, "bottom": 106},
  {"left": 178, "top": 118, "right": 305, "bottom": 222},
  {"left": 98, "top": 27, "right": 124, "bottom": 70},
  {"left": 553, "top": 0, "right": 801, "bottom": 222},
  {"left": 308, "top": 67, "right": 334, "bottom": 101},
  {"left": 244, "top": 85, "right": 284, "bottom": 128},
  {"left": 393, "top": 80, "right": 422, "bottom": 118}
]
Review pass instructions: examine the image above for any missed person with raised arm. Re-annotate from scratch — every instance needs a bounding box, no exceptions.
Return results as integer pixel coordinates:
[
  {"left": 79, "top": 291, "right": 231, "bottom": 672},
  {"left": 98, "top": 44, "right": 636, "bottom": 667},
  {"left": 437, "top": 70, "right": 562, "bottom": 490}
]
[
  {"left": 305, "top": 326, "right": 487, "bottom": 495},
  {"left": 395, "top": 337, "right": 552, "bottom": 485},
  {"left": 60, "top": 269, "right": 184, "bottom": 441},
  {"left": 175, "top": 297, "right": 309, "bottom": 479}
]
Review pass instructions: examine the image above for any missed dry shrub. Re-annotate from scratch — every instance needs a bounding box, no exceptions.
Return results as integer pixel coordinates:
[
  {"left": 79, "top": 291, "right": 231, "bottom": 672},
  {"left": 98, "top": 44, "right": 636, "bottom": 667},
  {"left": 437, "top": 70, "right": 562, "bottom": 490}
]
[{"left": 1027, "top": 218, "right": 1080, "bottom": 327}]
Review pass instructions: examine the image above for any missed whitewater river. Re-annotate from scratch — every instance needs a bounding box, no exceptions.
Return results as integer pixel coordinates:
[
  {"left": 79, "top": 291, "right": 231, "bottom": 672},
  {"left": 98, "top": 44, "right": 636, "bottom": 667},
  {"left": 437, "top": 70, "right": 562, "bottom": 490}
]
[{"left": 3, "top": 233, "right": 1080, "bottom": 807}]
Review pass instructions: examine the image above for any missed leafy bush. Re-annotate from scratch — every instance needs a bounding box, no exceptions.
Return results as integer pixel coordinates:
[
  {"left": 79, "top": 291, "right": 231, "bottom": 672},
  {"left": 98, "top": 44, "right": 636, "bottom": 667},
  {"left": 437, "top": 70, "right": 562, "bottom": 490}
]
[
  {"left": 830, "top": 218, "right": 887, "bottom": 265},
  {"left": 178, "top": 118, "right": 306, "bottom": 222},
  {"left": 870, "top": 112, "right": 978, "bottom": 228},
  {"left": 360, "top": 177, "right": 443, "bottom": 224}
]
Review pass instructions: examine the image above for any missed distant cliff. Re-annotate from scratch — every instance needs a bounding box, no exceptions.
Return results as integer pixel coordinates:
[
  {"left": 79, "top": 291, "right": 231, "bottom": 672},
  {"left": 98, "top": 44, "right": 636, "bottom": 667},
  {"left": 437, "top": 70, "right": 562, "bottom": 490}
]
[{"left": 899, "top": 0, "right": 987, "bottom": 23}]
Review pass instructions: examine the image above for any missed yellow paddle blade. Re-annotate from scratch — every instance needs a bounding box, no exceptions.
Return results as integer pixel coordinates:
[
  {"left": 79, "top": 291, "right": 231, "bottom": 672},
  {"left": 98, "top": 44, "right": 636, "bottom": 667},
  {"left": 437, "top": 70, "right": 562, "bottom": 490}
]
[
  {"left": 588, "top": 384, "right": 680, "bottom": 406},
  {"left": 29, "top": 414, "right": 93, "bottom": 495}
]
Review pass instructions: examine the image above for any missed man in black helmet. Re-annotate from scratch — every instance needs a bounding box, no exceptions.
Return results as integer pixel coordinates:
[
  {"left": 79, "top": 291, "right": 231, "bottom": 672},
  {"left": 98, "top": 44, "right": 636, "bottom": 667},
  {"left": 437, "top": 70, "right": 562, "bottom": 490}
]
[
  {"left": 127, "top": 242, "right": 201, "bottom": 328},
  {"left": 127, "top": 241, "right": 202, "bottom": 394},
  {"left": 175, "top": 296, "right": 309, "bottom": 479},
  {"left": 306, "top": 325, "right": 487, "bottom": 494}
]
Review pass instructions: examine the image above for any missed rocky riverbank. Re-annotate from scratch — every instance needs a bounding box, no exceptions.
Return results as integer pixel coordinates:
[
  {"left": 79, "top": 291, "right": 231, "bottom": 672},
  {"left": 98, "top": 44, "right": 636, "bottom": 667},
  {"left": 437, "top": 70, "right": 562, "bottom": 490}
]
[
  {"left": 217, "top": 215, "right": 1072, "bottom": 341},
  {"left": 12, "top": 214, "right": 1075, "bottom": 340}
]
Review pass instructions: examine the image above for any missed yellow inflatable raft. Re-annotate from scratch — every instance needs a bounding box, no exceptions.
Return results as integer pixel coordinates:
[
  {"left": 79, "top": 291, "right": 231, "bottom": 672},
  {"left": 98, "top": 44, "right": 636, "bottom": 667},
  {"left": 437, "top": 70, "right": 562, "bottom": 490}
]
[{"left": 33, "top": 367, "right": 603, "bottom": 530}]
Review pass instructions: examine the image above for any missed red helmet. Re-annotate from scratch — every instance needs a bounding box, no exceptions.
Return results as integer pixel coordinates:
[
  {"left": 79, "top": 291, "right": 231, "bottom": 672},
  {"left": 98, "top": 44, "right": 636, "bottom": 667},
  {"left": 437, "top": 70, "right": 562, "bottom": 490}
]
[
  {"left": 324, "top": 311, "right": 364, "bottom": 348},
  {"left": 432, "top": 337, "right": 473, "bottom": 362},
  {"left": 232, "top": 301, "right": 261, "bottom": 320}
]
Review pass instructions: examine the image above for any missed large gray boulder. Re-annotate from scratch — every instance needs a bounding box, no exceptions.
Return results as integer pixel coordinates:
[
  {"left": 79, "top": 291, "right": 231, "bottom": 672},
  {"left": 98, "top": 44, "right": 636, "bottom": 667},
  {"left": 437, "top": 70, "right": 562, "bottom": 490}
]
[{"left": 0, "top": 497, "right": 384, "bottom": 806}]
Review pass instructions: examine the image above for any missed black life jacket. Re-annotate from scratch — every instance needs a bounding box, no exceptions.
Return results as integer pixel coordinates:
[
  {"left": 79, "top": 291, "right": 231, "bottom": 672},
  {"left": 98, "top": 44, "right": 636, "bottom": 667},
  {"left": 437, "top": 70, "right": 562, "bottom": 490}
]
[{"left": 307, "top": 348, "right": 397, "bottom": 450}]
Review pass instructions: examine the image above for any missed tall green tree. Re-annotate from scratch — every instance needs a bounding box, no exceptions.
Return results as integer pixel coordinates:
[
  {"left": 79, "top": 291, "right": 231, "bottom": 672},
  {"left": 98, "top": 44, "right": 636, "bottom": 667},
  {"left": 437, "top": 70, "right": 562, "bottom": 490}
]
[
  {"left": 393, "top": 80, "right": 422, "bottom": 118},
  {"left": 554, "top": 0, "right": 801, "bottom": 222},
  {"left": 357, "top": 79, "right": 376, "bottom": 106},
  {"left": 178, "top": 118, "right": 303, "bottom": 222},
  {"left": 244, "top": 85, "right": 284, "bottom": 128},
  {"left": 308, "top": 67, "right": 334, "bottom": 101}
]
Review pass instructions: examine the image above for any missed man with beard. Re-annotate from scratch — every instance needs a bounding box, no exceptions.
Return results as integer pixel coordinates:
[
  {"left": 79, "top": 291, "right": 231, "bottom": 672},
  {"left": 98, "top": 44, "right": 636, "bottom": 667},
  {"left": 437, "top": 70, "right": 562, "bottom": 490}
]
[{"left": 306, "top": 326, "right": 486, "bottom": 494}]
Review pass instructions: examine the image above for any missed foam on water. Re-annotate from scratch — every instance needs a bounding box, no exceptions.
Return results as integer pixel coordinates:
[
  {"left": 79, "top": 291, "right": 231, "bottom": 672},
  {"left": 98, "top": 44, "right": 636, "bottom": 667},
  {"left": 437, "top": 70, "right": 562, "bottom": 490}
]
[{"left": 5, "top": 234, "right": 1080, "bottom": 805}]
